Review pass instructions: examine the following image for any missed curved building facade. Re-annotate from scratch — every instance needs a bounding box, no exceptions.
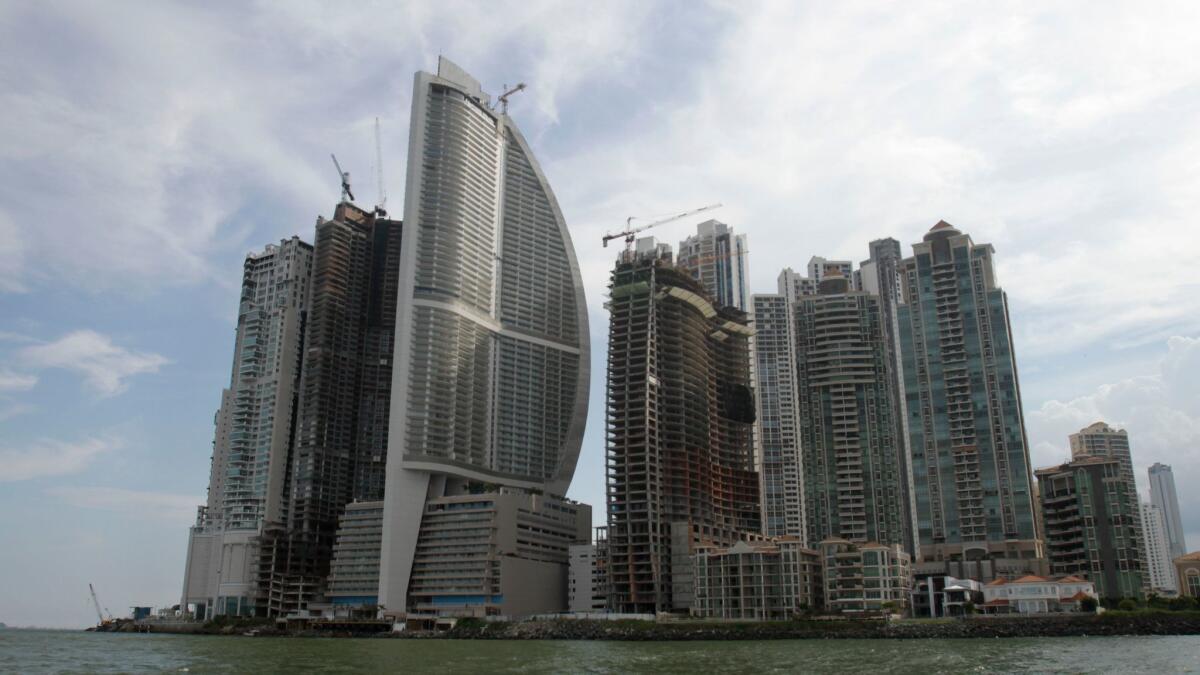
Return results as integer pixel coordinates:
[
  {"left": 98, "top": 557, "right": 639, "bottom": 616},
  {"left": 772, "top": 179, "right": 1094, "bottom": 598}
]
[{"left": 379, "top": 58, "right": 589, "bottom": 614}]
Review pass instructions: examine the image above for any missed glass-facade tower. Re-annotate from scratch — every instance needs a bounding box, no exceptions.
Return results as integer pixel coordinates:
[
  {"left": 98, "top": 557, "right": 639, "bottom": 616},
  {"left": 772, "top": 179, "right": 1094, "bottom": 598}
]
[{"left": 897, "top": 221, "right": 1040, "bottom": 563}]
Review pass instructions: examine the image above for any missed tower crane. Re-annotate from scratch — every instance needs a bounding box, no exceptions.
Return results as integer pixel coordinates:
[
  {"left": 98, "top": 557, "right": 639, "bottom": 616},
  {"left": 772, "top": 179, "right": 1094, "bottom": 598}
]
[
  {"left": 602, "top": 203, "right": 723, "bottom": 252},
  {"left": 497, "top": 83, "right": 527, "bottom": 114},
  {"left": 330, "top": 154, "right": 354, "bottom": 203},
  {"left": 373, "top": 118, "right": 387, "bottom": 217}
]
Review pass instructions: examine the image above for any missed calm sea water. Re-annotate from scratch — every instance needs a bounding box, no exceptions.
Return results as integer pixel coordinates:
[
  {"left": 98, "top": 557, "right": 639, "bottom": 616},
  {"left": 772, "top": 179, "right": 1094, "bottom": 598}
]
[{"left": 1, "top": 630, "right": 1199, "bottom": 674}]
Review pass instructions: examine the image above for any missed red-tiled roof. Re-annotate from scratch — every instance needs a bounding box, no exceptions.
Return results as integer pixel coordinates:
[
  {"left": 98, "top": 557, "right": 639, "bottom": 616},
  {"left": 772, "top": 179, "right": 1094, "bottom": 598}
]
[
  {"left": 1013, "top": 575, "right": 1048, "bottom": 584},
  {"left": 1177, "top": 551, "right": 1200, "bottom": 562},
  {"left": 1060, "top": 591, "right": 1091, "bottom": 602},
  {"left": 1058, "top": 575, "right": 1086, "bottom": 583},
  {"left": 982, "top": 599, "right": 1010, "bottom": 606},
  {"left": 930, "top": 220, "right": 955, "bottom": 231},
  {"left": 986, "top": 578, "right": 1008, "bottom": 586}
]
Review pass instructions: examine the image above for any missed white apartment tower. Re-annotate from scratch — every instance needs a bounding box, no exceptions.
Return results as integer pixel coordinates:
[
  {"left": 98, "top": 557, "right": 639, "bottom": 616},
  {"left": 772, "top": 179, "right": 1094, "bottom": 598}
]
[
  {"left": 1141, "top": 501, "right": 1179, "bottom": 595},
  {"left": 182, "top": 236, "right": 314, "bottom": 619},
  {"left": 378, "top": 58, "right": 590, "bottom": 616},
  {"left": 676, "top": 219, "right": 749, "bottom": 311}
]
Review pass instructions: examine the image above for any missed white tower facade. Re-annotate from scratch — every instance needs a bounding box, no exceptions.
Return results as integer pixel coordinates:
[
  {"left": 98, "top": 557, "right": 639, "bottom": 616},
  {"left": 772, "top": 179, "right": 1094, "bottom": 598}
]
[{"left": 378, "top": 59, "right": 589, "bottom": 614}]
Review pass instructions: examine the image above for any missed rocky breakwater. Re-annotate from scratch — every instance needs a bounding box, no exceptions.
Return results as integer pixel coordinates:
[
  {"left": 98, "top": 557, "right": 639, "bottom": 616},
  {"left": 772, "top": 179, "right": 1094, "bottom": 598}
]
[{"left": 433, "top": 613, "right": 1200, "bottom": 641}]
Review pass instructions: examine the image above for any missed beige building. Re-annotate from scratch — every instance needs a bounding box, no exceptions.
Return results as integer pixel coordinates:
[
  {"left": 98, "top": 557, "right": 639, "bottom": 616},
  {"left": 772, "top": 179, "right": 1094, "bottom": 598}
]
[
  {"left": 404, "top": 489, "right": 590, "bottom": 626},
  {"left": 692, "top": 538, "right": 821, "bottom": 620},
  {"left": 1176, "top": 552, "right": 1200, "bottom": 598},
  {"left": 820, "top": 539, "right": 911, "bottom": 614}
]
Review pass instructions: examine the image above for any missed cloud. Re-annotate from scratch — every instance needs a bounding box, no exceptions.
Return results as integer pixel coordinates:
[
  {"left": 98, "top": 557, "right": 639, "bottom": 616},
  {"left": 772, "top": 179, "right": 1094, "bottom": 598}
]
[
  {"left": 0, "top": 402, "right": 35, "bottom": 421},
  {"left": 0, "top": 209, "right": 25, "bottom": 293},
  {"left": 1026, "top": 336, "right": 1200, "bottom": 541},
  {"left": 46, "top": 486, "right": 201, "bottom": 523},
  {"left": 0, "top": 368, "right": 37, "bottom": 392},
  {"left": 19, "top": 330, "right": 168, "bottom": 396},
  {"left": 0, "top": 437, "right": 117, "bottom": 482}
]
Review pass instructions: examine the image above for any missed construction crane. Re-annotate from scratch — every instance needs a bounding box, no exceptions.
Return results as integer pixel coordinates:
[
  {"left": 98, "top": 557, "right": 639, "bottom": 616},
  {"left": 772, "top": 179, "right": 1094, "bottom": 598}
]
[
  {"left": 330, "top": 153, "right": 354, "bottom": 203},
  {"left": 373, "top": 118, "right": 387, "bottom": 217},
  {"left": 89, "top": 583, "right": 112, "bottom": 625},
  {"left": 602, "top": 203, "right": 723, "bottom": 252},
  {"left": 497, "top": 82, "right": 527, "bottom": 114}
]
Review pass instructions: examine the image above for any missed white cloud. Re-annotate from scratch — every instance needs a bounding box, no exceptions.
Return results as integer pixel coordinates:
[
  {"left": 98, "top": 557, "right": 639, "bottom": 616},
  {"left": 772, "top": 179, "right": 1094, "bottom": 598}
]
[
  {"left": 1026, "top": 336, "right": 1200, "bottom": 541},
  {"left": 19, "top": 330, "right": 168, "bottom": 396},
  {"left": 0, "top": 437, "right": 116, "bottom": 482},
  {"left": 0, "top": 402, "right": 35, "bottom": 421},
  {"left": 0, "top": 368, "right": 37, "bottom": 392},
  {"left": 46, "top": 486, "right": 201, "bottom": 523},
  {"left": 0, "top": 209, "right": 25, "bottom": 293}
]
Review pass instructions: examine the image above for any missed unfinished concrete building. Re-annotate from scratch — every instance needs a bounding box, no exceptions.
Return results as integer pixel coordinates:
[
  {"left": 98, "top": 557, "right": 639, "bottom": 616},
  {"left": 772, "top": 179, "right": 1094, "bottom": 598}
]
[{"left": 605, "top": 238, "right": 760, "bottom": 614}]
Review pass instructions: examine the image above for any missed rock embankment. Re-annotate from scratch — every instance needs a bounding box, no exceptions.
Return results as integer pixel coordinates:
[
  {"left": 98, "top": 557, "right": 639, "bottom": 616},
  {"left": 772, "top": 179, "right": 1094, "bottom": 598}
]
[{"left": 429, "top": 614, "right": 1200, "bottom": 641}]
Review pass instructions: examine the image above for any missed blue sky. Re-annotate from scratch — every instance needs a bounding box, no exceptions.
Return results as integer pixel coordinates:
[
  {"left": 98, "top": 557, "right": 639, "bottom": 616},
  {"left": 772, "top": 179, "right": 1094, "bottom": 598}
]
[{"left": 2, "top": 1, "right": 1199, "bottom": 628}]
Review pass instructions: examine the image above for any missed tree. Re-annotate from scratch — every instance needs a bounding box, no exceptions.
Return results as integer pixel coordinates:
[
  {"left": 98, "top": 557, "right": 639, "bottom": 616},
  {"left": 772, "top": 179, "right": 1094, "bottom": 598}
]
[
  {"left": 1080, "top": 597, "right": 1098, "bottom": 613},
  {"left": 1117, "top": 598, "right": 1137, "bottom": 612}
]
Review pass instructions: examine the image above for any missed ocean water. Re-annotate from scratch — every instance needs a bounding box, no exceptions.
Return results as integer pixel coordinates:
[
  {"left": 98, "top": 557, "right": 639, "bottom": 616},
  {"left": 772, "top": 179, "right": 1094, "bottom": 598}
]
[{"left": 1, "top": 630, "right": 1199, "bottom": 674}]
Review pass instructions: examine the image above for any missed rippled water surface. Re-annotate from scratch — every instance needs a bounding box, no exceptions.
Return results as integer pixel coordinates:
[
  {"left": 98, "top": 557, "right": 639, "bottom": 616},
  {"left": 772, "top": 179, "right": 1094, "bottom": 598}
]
[{"left": 2, "top": 630, "right": 1199, "bottom": 674}]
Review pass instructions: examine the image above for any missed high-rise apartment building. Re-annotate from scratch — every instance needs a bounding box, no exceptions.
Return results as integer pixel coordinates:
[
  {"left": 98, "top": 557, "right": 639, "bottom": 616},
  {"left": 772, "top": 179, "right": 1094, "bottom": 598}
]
[
  {"left": 807, "top": 256, "right": 854, "bottom": 287},
  {"left": 606, "top": 238, "right": 760, "bottom": 614},
  {"left": 1070, "top": 422, "right": 1134, "bottom": 489},
  {"left": 1149, "top": 463, "right": 1188, "bottom": 560},
  {"left": 378, "top": 59, "right": 590, "bottom": 617},
  {"left": 182, "top": 236, "right": 314, "bottom": 619},
  {"left": 897, "top": 221, "right": 1041, "bottom": 566},
  {"left": 325, "top": 500, "right": 384, "bottom": 614},
  {"left": 859, "top": 237, "right": 919, "bottom": 555},
  {"left": 1068, "top": 422, "right": 1146, "bottom": 595},
  {"left": 794, "top": 272, "right": 906, "bottom": 547},
  {"left": 262, "top": 202, "right": 402, "bottom": 615},
  {"left": 1036, "top": 457, "right": 1145, "bottom": 600},
  {"left": 676, "top": 219, "right": 749, "bottom": 311},
  {"left": 1140, "top": 501, "right": 1178, "bottom": 595},
  {"left": 751, "top": 289, "right": 803, "bottom": 541}
]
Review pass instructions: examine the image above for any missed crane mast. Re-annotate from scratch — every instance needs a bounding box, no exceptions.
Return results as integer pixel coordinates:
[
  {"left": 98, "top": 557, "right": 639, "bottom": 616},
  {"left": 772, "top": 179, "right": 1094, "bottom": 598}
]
[
  {"left": 374, "top": 118, "right": 387, "bottom": 217},
  {"left": 602, "top": 203, "right": 723, "bottom": 252},
  {"left": 331, "top": 153, "right": 354, "bottom": 203}
]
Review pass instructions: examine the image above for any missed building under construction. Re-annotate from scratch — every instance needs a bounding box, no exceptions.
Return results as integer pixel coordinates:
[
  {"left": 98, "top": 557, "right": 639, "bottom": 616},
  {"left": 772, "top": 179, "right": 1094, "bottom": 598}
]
[
  {"left": 259, "top": 201, "right": 403, "bottom": 616},
  {"left": 605, "top": 238, "right": 760, "bottom": 614}
]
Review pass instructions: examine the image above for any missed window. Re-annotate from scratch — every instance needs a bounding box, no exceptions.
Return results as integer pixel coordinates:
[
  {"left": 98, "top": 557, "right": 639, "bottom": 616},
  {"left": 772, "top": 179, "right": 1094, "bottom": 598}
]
[{"left": 1188, "top": 570, "right": 1200, "bottom": 597}]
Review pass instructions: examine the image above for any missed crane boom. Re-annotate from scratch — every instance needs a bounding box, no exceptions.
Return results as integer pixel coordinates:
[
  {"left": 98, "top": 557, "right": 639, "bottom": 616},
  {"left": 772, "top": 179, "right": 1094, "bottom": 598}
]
[
  {"left": 331, "top": 153, "right": 354, "bottom": 203},
  {"left": 89, "top": 584, "right": 106, "bottom": 625},
  {"left": 602, "top": 203, "right": 723, "bottom": 251}
]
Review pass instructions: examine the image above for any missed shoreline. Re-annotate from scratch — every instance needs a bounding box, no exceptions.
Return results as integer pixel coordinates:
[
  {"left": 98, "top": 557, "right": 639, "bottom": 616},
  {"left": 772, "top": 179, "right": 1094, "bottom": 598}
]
[{"left": 103, "top": 613, "right": 1200, "bottom": 640}]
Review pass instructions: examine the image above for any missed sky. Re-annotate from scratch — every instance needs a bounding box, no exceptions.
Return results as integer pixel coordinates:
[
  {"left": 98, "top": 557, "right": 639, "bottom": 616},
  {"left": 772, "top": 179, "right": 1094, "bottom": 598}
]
[{"left": 2, "top": 1, "right": 1199, "bottom": 628}]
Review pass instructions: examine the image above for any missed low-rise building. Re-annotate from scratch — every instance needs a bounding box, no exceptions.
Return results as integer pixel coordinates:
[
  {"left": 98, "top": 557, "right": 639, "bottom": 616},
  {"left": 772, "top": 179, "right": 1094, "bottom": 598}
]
[
  {"left": 404, "top": 489, "right": 590, "bottom": 627},
  {"left": 980, "top": 575, "right": 1096, "bottom": 614},
  {"left": 1176, "top": 552, "right": 1200, "bottom": 598},
  {"left": 568, "top": 527, "right": 609, "bottom": 612},
  {"left": 819, "top": 539, "right": 911, "bottom": 614},
  {"left": 913, "top": 576, "right": 984, "bottom": 618},
  {"left": 691, "top": 538, "right": 822, "bottom": 620},
  {"left": 325, "top": 501, "right": 384, "bottom": 616}
]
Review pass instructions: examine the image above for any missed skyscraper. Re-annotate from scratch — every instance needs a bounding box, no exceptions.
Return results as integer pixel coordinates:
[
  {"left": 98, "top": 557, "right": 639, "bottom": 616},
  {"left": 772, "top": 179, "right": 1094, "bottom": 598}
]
[
  {"left": 182, "top": 236, "right": 314, "bottom": 619},
  {"left": 378, "top": 58, "right": 590, "bottom": 616},
  {"left": 606, "top": 238, "right": 760, "bottom": 613},
  {"left": 676, "top": 219, "right": 749, "bottom": 311},
  {"left": 859, "top": 237, "right": 919, "bottom": 556},
  {"left": 1070, "top": 422, "right": 1134, "bottom": 488},
  {"left": 1149, "top": 463, "right": 1188, "bottom": 560},
  {"left": 261, "top": 202, "right": 402, "bottom": 615},
  {"left": 794, "top": 271, "right": 906, "bottom": 547},
  {"left": 897, "top": 221, "right": 1041, "bottom": 568},
  {"left": 1037, "top": 457, "right": 1145, "bottom": 600},
  {"left": 1141, "top": 501, "right": 1179, "bottom": 595},
  {"left": 750, "top": 290, "right": 804, "bottom": 541}
]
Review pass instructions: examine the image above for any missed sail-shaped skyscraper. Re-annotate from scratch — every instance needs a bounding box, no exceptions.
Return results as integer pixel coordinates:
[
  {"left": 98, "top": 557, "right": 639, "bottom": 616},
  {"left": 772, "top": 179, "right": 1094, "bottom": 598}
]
[{"left": 378, "top": 58, "right": 590, "bottom": 620}]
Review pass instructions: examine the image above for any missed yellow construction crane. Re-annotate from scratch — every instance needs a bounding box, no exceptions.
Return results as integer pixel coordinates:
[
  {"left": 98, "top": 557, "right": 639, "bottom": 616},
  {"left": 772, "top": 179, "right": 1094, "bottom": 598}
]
[{"left": 602, "top": 203, "right": 723, "bottom": 252}]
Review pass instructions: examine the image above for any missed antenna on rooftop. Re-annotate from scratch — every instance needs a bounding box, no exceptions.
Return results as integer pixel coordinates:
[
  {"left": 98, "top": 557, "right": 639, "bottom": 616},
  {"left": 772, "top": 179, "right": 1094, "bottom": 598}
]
[{"left": 373, "top": 118, "right": 387, "bottom": 217}]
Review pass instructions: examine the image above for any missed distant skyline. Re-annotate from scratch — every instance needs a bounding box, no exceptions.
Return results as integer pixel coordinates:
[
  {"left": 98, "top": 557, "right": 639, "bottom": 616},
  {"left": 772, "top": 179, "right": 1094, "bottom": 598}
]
[{"left": 2, "top": 1, "right": 1199, "bottom": 627}]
